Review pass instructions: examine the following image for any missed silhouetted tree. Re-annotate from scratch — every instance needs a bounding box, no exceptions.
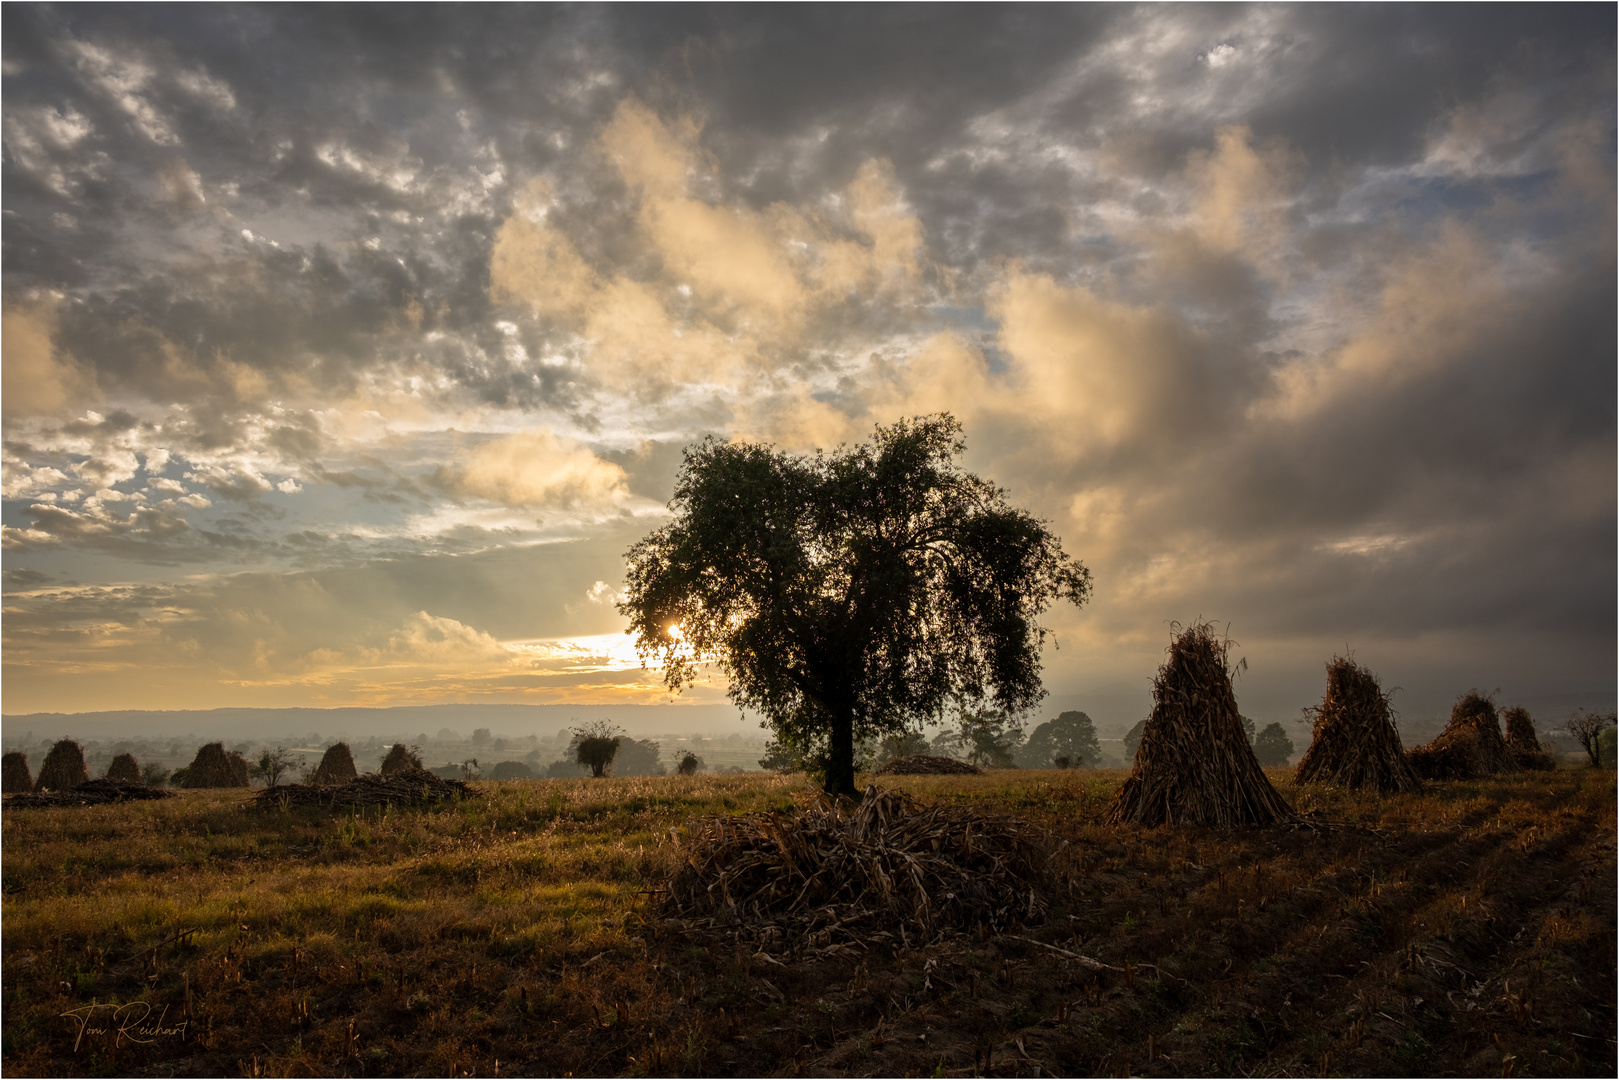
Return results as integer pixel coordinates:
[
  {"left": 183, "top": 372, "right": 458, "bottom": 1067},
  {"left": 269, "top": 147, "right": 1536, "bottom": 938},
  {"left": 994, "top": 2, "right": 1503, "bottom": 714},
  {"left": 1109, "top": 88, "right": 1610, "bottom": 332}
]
[
  {"left": 1566, "top": 709, "right": 1616, "bottom": 767},
  {"left": 1019, "top": 710, "right": 1102, "bottom": 769},
  {"left": 570, "top": 721, "right": 623, "bottom": 778},
  {"left": 1253, "top": 722, "right": 1294, "bottom": 767},
  {"left": 676, "top": 751, "right": 702, "bottom": 775},
  {"left": 620, "top": 416, "right": 1091, "bottom": 796}
]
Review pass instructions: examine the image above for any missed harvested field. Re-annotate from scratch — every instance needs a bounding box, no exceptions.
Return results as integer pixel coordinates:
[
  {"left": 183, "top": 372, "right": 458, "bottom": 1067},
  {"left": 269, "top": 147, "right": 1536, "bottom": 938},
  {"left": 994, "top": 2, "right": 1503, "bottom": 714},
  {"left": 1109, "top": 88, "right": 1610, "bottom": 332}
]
[
  {"left": 4, "top": 778, "right": 175, "bottom": 809},
  {"left": 253, "top": 768, "right": 473, "bottom": 809},
  {"left": 662, "top": 785, "right": 1059, "bottom": 952},
  {"left": 873, "top": 753, "right": 981, "bottom": 775},
  {"left": 0, "top": 769, "right": 1612, "bottom": 1078},
  {"left": 1295, "top": 656, "right": 1421, "bottom": 793}
]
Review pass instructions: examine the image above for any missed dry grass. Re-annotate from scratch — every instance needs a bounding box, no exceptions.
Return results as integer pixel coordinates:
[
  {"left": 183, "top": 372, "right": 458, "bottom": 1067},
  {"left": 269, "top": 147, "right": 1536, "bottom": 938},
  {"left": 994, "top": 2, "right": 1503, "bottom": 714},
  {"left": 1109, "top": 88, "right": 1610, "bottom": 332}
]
[{"left": 2, "top": 769, "right": 1613, "bottom": 1078}]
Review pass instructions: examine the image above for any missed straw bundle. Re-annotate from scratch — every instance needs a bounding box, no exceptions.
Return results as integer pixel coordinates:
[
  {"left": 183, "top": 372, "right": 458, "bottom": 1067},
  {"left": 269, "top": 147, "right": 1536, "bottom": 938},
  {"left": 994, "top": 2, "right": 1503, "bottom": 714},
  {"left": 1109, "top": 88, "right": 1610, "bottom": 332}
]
[
  {"left": 104, "top": 752, "right": 142, "bottom": 783},
  {"left": 3, "top": 752, "right": 33, "bottom": 794},
  {"left": 1294, "top": 657, "right": 1420, "bottom": 793},
  {"left": 380, "top": 743, "right": 422, "bottom": 774},
  {"left": 310, "top": 742, "right": 359, "bottom": 786},
  {"left": 181, "top": 742, "right": 250, "bottom": 788},
  {"left": 660, "top": 785, "right": 1061, "bottom": 953},
  {"left": 1407, "top": 691, "right": 1519, "bottom": 780},
  {"left": 6, "top": 778, "right": 175, "bottom": 809},
  {"left": 1502, "top": 706, "right": 1556, "bottom": 771},
  {"left": 254, "top": 768, "right": 473, "bottom": 809},
  {"left": 34, "top": 739, "right": 90, "bottom": 792},
  {"left": 873, "top": 754, "right": 983, "bottom": 776},
  {"left": 1106, "top": 623, "right": 1294, "bottom": 827}
]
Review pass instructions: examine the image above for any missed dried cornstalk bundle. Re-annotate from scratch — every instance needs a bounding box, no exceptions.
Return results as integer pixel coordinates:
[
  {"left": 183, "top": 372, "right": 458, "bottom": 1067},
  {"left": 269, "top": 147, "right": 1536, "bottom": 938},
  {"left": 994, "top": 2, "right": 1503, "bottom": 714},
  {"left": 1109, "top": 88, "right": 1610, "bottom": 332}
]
[
  {"left": 6, "top": 778, "right": 175, "bottom": 809},
  {"left": 1295, "top": 657, "right": 1421, "bottom": 793},
  {"left": 104, "top": 752, "right": 142, "bottom": 783},
  {"left": 1502, "top": 706, "right": 1556, "bottom": 772},
  {"left": 254, "top": 768, "right": 473, "bottom": 809},
  {"left": 1106, "top": 623, "right": 1294, "bottom": 827},
  {"left": 380, "top": 743, "right": 421, "bottom": 774},
  {"left": 2, "top": 752, "right": 33, "bottom": 794},
  {"left": 1408, "top": 691, "right": 1520, "bottom": 780},
  {"left": 660, "top": 785, "right": 1063, "bottom": 954},
  {"left": 310, "top": 742, "right": 359, "bottom": 785},
  {"left": 873, "top": 754, "right": 982, "bottom": 776},
  {"left": 34, "top": 739, "right": 89, "bottom": 792},
  {"left": 182, "top": 742, "right": 250, "bottom": 788}
]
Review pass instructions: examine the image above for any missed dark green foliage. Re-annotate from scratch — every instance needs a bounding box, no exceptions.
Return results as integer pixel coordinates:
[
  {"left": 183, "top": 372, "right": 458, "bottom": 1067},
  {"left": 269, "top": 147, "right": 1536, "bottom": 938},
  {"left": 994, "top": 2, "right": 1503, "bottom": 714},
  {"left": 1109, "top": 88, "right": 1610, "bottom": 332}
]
[
  {"left": 489, "top": 760, "right": 535, "bottom": 780},
  {"left": 614, "top": 737, "right": 666, "bottom": 777},
  {"left": 876, "top": 730, "right": 931, "bottom": 765},
  {"left": 757, "top": 738, "right": 803, "bottom": 774},
  {"left": 1018, "top": 710, "right": 1102, "bottom": 768},
  {"left": 1253, "top": 722, "right": 1294, "bottom": 767},
  {"left": 570, "top": 721, "right": 623, "bottom": 778},
  {"left": 677, "top": 751, "right": 702, "bottom": 776},
  {"left": 253, "top": 746, "right": 297, "bottom": 786},
  {"left": 619, "top": 415, "right": 1091, "bottom": 796},
  {"left": 140, "top": 761, "right": 172, "bottom": 787}
]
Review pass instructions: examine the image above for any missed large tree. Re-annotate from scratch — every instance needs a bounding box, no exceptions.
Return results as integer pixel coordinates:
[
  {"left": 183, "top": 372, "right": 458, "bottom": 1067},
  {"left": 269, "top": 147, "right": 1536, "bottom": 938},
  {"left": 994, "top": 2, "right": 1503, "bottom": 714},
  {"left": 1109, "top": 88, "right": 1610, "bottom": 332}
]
[{"left": 619, "top": 415, "right": 1092, "bottom": 796}]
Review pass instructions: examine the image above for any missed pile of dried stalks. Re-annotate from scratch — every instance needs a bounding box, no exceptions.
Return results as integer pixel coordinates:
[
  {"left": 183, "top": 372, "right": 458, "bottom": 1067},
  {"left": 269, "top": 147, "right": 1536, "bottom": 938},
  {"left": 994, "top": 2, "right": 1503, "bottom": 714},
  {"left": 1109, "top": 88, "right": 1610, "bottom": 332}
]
[
  {"left": 310, "top": 742, "right": 359, "bottom": 785},
  {"left": 254, "top": 768, "right": 473, "bottom": 809},
  {"left": 1502, "top": 706, "right": 1556, "bottom": 771},
  {"left": 34, "top": 739, "right": 89, "bottom": 792},
  {"left": 873, "top": 754, "right": 982, "bottom": 776},
  {"left": 2, "top": 752, "right": 33, "bottom": 794},
  {"left": 182, "top": 742, "right": 250, "bottom": 788},
  {"left": 1295, "top": 657, "right": 1421, "bottom": 793},
  {"left": 6, "top": 778, "right": 175, "bottom": 809},
  {"left": 659, "top": 785, "right": 1063, "bottom": 955},
  {"left": 1408, "top": 691, "right": 1519, "bottom": 780},
  {"left": 1106, "top": 623, "right": 1294, "bottom": 827},
  {"left": 380, "top": 743, "right": 421, "bottom": 774},
  {"left": 104, "top": 752, "right": 142, "bottom": 783}
]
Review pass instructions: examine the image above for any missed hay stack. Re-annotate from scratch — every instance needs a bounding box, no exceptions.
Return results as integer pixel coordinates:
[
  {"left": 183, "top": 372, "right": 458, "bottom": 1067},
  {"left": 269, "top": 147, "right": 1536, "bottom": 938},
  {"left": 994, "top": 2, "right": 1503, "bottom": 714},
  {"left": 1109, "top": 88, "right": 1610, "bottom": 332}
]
[
  {"left": 1295, "top": 657, "right": 1421, "bottom": 793},
  {"left": 3, "top": 752, "right": 33, "bottom": 794},
  {"left": 1408, "top": 691, "right": 1519, "bottom": 780},
  {"left": 873, "top": 754, "right": 983, "bottom": 776},
  {"left": 310, "top": 742, "right": 359, "bottom": 785},
  {"left": 662, "top": 785, "right": 1059, "bottom": 952},
  {"left": 34, "top": 739, "right": 89, "bottom": 792},
  {"left": 380, "top": 743, "right": 421, "bottom": 774},
  {"left": 181, "top": 742, "right": 250, "bottom": 788},
  {"left": 1502, "top": 706, "right": 1556, "bottom": 771},
  {"left": 104, "top": 752, "right": 142, "bottom": 783},
  {"left": 1106, "top": 623, "right": 1294, "bottom": 827}
]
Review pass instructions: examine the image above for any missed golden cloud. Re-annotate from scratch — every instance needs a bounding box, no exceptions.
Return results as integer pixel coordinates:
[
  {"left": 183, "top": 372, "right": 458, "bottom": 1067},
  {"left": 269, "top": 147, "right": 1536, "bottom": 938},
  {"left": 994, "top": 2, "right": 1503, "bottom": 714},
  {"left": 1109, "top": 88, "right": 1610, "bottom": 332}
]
[
  {"left": 2, "top": 296, "right": 97, "bottom": 418},
  {"left": 454, "top": 428, "right": 628, "bottom": 508}
]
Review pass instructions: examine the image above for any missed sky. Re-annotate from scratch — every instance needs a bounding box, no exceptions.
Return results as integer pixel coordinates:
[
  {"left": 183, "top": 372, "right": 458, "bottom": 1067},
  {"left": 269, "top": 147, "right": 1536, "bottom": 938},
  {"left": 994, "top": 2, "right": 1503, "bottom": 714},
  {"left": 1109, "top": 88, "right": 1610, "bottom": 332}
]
[{"left": 2, "top": 5, "right": 1614, "bottom": 733}]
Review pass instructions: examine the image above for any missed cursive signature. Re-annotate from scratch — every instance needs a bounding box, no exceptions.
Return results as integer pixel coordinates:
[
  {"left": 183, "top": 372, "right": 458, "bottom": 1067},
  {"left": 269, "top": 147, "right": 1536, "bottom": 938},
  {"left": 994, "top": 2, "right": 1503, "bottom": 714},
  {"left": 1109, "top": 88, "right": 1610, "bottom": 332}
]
[{"left": 59, "top": 1001, "right": 189, "bottom": 1052}]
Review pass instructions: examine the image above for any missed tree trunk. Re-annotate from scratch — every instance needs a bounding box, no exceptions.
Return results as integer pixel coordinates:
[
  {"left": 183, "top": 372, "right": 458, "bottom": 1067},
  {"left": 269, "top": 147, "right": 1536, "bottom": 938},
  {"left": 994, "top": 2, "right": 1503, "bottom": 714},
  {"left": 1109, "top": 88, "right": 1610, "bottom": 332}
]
[{"left": 824, "top": 706, "right": 858, "bottom": 797}]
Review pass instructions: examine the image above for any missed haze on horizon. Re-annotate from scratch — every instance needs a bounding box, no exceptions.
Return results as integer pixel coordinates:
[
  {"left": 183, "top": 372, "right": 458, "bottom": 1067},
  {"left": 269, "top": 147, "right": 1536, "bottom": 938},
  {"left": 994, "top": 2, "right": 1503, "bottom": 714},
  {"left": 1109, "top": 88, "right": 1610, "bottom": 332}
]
[{"left": 3, "top": 6, "right": 1613, "bottom": 733}]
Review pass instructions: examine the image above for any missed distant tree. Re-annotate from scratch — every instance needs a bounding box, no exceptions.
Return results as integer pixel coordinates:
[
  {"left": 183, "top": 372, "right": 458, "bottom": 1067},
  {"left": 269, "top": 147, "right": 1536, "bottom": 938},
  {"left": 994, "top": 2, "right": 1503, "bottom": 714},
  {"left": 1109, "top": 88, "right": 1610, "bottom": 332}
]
[
  {"left": 758, "top": 739, "right": 803, "bottom": 774},
  {"left": 570, "top": 721, "right": 623, "bottom": 778},
  {"left": 876, "top": 730, "right": 931, "bottom": 765},
  {"left": 472, "top": 727, "right": 492, "bottom": 746},
  {"left": 1019, "top": 711, "right": 1102, "bottom": 769},
  {"left": 252, "top": 746, "right": 297, "bottom": 787},
  {"left": 1241, "top": 715, "right": 1257, "bottom": 744},
  {"left": 489, "top": 760, "right": 535, "bottom": 780},
  {"left": 676, "top": 751, "right": 702, "bottom": 776},
  {"left": 956, "top": 708, "right": 1023, "bottom": 769},
  {"left": 142, "top": 762, "right": 173, "bottom": 788},
  {"left": 545, "top": 758, "right": 590, "bottom": 778},
  {"left": 614, "top": 737, "right": 666, "bottom": 776},
  {"left": 459, "top": 758, "right": 482, "bottom": 781},
  {"left": 1566, "top": 709, "right": 1617, "bottom": 767},
  {"left": 618, "top": 415, "right": 1091, "bottom": 797},
  {"left": 1253, "top": 723, "right": 1294, "bottom": 767},
  {"left": 1124, "top": 719, "right": 1146, "bottom": 759},
  {"left": 168, "top": 766, "right": 190, "bottom": 787}
]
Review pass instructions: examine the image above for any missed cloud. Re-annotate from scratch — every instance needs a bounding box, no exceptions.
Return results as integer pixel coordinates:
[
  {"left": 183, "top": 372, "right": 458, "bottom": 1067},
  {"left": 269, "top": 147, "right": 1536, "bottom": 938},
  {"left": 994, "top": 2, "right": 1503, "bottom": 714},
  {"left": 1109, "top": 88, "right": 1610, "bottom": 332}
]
[
  {"left": 450, "top": 429, "right": 629, "bottom": 510},
  {"left": 2, "top": 297, "right": 97, "bottom": 418}
]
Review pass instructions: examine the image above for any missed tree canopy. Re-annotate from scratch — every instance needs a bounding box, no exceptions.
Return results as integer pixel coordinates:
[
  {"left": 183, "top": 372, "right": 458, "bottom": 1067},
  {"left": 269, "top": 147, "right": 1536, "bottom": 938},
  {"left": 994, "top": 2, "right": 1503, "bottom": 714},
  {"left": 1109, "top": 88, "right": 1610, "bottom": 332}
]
[
  {"left": 619, "top": 415, "right": 1091, "bottom": 795},
  {"left": 1019, "top": 710, "right": 1102, "bottom": 769},
  {"left": 569, "top": 721, "right": 623, "bottom": 778}
]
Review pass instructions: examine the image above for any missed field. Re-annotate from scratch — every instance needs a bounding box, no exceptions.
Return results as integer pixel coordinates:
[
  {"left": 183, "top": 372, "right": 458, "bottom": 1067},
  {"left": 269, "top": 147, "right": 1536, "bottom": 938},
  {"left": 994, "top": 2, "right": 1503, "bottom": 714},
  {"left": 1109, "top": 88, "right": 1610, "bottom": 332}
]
[{"left": 2, "top": 768, "right": 1613, "bottom": 1078}]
